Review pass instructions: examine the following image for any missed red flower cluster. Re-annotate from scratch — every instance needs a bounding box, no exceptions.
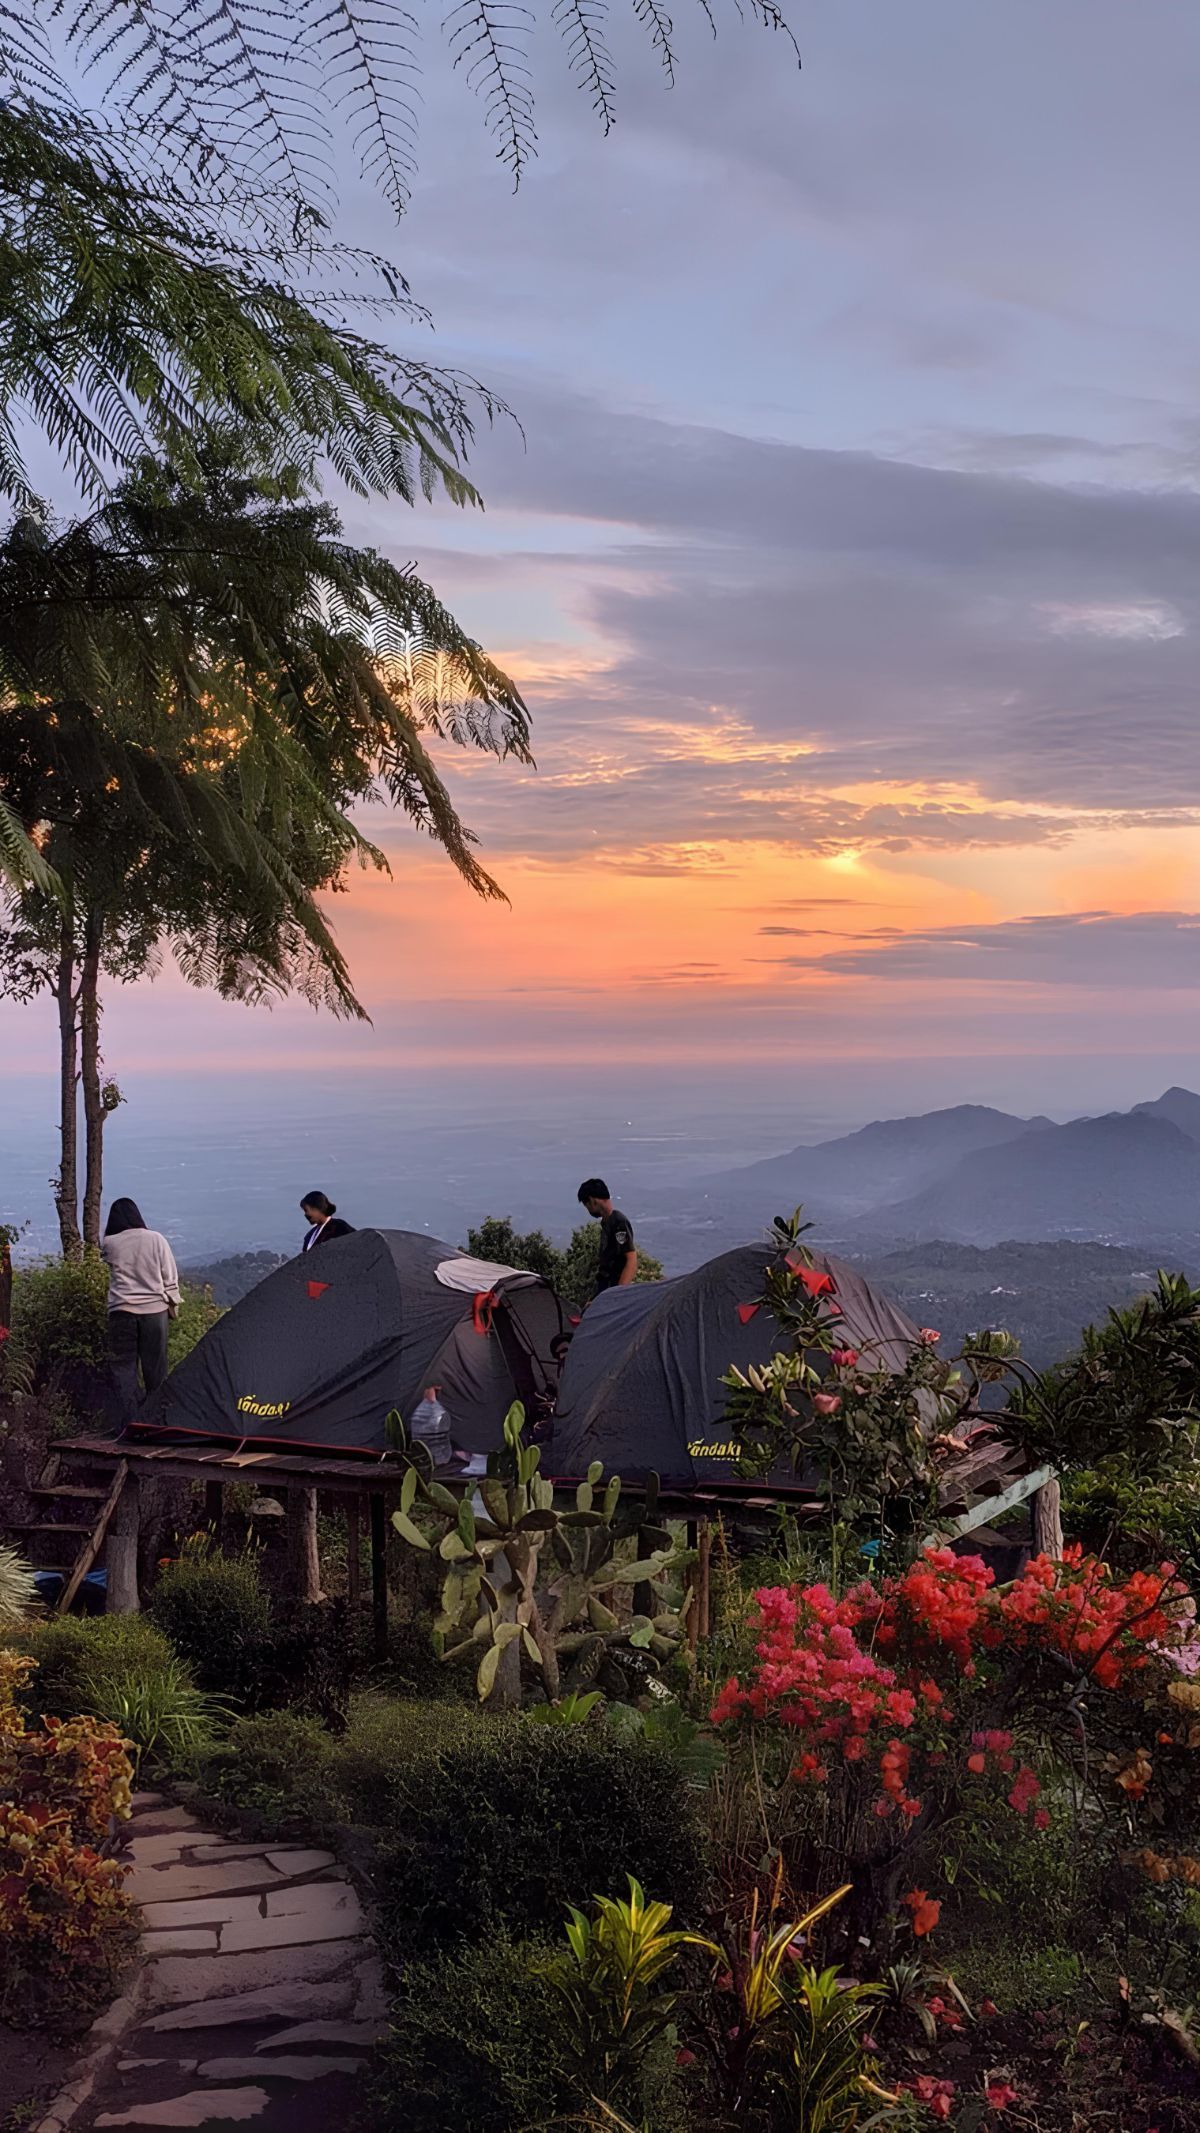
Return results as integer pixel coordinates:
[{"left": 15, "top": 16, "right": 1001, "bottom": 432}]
[
  {"left": 710, "top": 1547, "right": 1183, "bottom": 1830},
  {"left": 999, "top": 1544, "right": 1180, "bottom": 1690},
  {"left": 903, "top": 2073, "right": 957, "bottom": 2120}
]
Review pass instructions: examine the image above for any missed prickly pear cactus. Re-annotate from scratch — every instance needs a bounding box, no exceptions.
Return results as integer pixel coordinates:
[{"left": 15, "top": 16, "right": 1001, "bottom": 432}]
[{"left": 389, "top": 1404, "right": 693, "bottom": 1705}]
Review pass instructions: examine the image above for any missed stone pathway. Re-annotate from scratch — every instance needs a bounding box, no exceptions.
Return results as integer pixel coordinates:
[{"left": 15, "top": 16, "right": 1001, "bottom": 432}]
[{"left": 73, "top": 1792, "right": 388, "bottom": 2131}]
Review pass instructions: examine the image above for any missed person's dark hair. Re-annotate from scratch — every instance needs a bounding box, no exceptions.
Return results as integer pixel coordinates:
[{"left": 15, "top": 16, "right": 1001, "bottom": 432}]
[
  {"left": 301, "top": 1191, "right": 337, "bottom": 1218},
  {"left": 105, "top": 1198, "right": 146, "bottom": 1236},
  {"left": 577, "top": 1178, "right": 609, "bottom": 1205}
]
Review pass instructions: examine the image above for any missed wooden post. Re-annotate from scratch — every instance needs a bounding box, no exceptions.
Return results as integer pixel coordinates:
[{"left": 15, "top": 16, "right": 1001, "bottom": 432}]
[
  {"left": 697, "top": 1520, "right": 712, "bottom": 1641},
  {"left": 1032, "top": 1477, "right": 1063, "bottom": 1560},
  {"left": 346, "top": 1496, "right": 362, "bottom": 1616},
  {"left": 288, "top": 1486, "right": 322, "bottom": 1603},
  {"left": 105, "top": 1476, "right": 141, "bottom": 1614},
  {"left": 203, "top": 1480, "right": 224, "bottom": 1542},
  {"left": 370, "top": 1492, "right": 388, "bottom": 1661}
]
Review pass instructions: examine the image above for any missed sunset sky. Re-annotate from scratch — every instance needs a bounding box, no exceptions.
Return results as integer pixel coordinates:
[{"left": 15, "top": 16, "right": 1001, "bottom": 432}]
[{"left": 6, "top": 0, "right": 1200, "bottom": 1119}]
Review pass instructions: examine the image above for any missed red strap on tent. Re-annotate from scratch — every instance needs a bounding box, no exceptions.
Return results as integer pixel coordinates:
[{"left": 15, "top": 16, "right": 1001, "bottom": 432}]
[
  {"left": 736, "top": 1303, "right": 760, "bottom": 1324},
  {"left": 473, "top": 1289, "right": 498, "bottom": 1335},
  {"left": 307, "top": 1280, "right": 329, "bottom": 1301}
]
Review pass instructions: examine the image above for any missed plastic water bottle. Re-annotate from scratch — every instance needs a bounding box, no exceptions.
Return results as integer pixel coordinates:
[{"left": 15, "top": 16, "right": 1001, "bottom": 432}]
[{"left": 410, "top": 1387, "right": 452, "bottom": 1470}]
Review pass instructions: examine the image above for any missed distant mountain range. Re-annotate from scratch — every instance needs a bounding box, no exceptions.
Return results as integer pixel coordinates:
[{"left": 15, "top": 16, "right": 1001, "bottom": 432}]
[
  {"left": 648, "top": 1086, "right": 1200, "bottom": 1257},
  {"left": 185, "top": 1094, "right": 1200, "bottom": 1369}
]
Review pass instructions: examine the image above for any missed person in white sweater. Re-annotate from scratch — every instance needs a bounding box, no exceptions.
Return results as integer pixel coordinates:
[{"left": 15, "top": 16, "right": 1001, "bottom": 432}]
[{"left": 101, "top": 1198, "right": 181, "bottom": 1417}]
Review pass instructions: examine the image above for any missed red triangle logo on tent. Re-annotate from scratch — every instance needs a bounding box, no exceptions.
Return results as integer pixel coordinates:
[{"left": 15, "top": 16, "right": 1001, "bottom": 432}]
[
  {"left": 307, "top": 1280, "right": 329, "bottom": 1300},
  {"left": 736, "top": 1302, "right": 760, "bottom": 1324}
]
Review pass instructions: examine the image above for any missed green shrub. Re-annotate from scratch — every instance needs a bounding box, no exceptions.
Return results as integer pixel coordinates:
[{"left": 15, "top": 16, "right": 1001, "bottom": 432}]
[
  {"left": 370, "top": 1935, "right": 573, "bottom": 2133},
  {"left": 149, "top": 1545, "right": 271, "bottom": 1701},
  {"left": 195, "top": 1710, "right": 345, "bottom": 1830},
  {"left": 333, "top": 1693, "right": 479, "bottom": 1818},
  {"left": 18, "top": 1615, "right": 176, "bottom": 1721},
  {"left": 168, "top": 1282, "right": 222, "bottom": 1368},
  {"left": 373, "top": 1718, "right": 708, "bottom": 1958}
]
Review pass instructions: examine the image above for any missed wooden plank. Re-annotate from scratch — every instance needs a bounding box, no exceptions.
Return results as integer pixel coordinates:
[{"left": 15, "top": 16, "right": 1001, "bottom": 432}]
[
  {"left": 925, "top": 1462, "right": 1055, "bottom": 1546},
  {"left": 58, "top": 1459, "right": 128, "bottom": 1614}
]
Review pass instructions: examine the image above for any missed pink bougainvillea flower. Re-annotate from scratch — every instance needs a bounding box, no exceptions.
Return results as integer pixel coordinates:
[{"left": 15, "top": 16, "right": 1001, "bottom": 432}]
[
  {"left": 919, "top": 1327, "right": 941, "bottom": 1345},
  {"left": 812, "top": 1392, "right": 842, "bottom": 1415},
  {"left": 979, "top": 1998, "right": 999, "bottom": 2018},
  {"left": 985, "top": 2077, "right": 1018, "bottom": 2110},
  {"left": 830, "top": 1346, "right": 860, "bottom": 1367}
]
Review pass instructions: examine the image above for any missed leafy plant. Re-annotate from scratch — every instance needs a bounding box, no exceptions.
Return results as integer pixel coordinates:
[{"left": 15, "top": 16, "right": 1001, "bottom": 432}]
[
  {"left": 721, "top": 1211, "right": 1024, "bottom": 1569},
  {"left": 530, "top": 1689, "right": 604, "bottom": 1727},
  {"left": 1014, "top": 1270, "right": 1200, "bottom": 1483},
  {"left": 17, "top": 1614, "right": 176, "bottom": 1722},
  {"left": 605, "top": 1699, "right": 726, "bottom": 1791},
  {"left": 371, "top": 1717, "right": 708, "bottom": 1958},
  {"left": 0, "top": 1544, "right": 37, "bottom": 1630},
  {"left": 149, "top": 1540, "right": 272, "bottom": 1702},
  {"left": 773, "top": 1965, "right": 895, "bottom": 2132},
  {"left": 0, "top": 1651, "right": 137, "bottom": 2033},
  {"left": 370, "top": 1934, "right": 574, "bottom": 2133},
  {"left": 556, "top": 1876, "right": 715, "bottom": 2114},
  {"left": 98, "top": 1658, "right": 233, "bottom": 1773},
  {"left": 391, "top": 1403, "right": 693, "bottom": 1705}
]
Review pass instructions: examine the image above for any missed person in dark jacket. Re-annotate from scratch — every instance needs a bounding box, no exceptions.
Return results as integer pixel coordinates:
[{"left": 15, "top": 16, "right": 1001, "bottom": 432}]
[
  {"left": 576, "top": 1178, "right": 637, "bottom": 1297},
  {"left": 300, "top": 1192, "right": 355, "bottom": 1252}
]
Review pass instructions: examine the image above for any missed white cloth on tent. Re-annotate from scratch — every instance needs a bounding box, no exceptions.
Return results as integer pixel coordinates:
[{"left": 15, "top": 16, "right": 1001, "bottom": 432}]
[{"left": 434, "top": 1255, "right": 541, "bottom": 1294}]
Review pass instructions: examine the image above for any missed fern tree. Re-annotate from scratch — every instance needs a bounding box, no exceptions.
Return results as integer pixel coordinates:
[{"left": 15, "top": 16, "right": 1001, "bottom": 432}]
[
  {"left": 6, "top": 0, "right": 795, "bottom": 213},
  {"left": 0, "top": 455, "right": 529, "bottom": 1251}
]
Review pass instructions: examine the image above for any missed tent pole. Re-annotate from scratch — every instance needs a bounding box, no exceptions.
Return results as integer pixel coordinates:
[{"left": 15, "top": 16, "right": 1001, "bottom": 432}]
[
  {"left": 347, "top": 1495, "right": 362, "bottom": 1616},
  {"left": 370, "top": 1492, "right": 388, "bottom": 1660}
]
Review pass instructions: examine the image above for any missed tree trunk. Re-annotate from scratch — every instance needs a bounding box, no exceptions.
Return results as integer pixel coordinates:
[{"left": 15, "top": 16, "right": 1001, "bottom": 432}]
[
  {"left": 1032, "top": 1478, "right": 1064, "bottom": 1560},
  {"left": 80, "top": 910, "right": 104, "bottom": 1250},
  {"left": 106, "top": 1477, "right": 141, "bottom": 1613},
  {"left": 53, "top": 919, "right": 82, "bottom": 1259},
  {"left": 288, "top": 1486, "right": 322, "bottom": 1602}
]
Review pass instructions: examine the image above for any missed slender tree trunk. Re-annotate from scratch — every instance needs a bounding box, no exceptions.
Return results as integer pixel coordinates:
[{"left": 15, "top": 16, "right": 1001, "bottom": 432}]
[
  {"left": 80, "top": 909, "right": 105, "bottom": 1249},
  {"left": 53, "top": 918, "right": 82, "bottom": 1260}
]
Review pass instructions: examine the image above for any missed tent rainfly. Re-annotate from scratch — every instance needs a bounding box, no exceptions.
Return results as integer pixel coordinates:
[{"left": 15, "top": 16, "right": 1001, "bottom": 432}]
[
  {"left": 550, "top": 1245, "right": 920, "bottom": 1490},
  {"left": 134, "top": 1228, "right": 568, "bottom": 1456}
]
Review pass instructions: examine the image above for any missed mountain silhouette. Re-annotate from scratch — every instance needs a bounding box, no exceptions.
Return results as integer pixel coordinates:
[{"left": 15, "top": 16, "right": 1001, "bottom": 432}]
[
  {"left": 705, "top": 1103, "right": 1053, "bottom": 1220},
  {"left": 845, "top": 1109, "right": 1200, "bottom": 1249}
]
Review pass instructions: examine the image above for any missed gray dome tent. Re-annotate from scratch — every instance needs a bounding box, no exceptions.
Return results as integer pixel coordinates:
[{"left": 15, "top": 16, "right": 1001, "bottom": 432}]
[
  {"left": 550, "top": 1244, "right": 920, "bottom": 1490},
  {"left": 133, "top": 1228, "right": 567, "bottom": 1457}
]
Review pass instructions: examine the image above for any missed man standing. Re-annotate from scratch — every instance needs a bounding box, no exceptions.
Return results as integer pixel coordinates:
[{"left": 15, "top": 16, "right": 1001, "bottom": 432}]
[{"left": 577, "top": 1178, "right": 638, "bottom": 1298}]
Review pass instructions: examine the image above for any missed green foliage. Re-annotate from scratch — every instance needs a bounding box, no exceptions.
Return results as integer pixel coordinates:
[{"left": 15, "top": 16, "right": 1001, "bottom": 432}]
[
  {"left": 1, "top": 1253, "right": 109, "bottom": 1393},
  {"left": 195, "top": 1710, "right": 345, "bottom": 1830},
  {"left": 0, "top": 102, "right": 495, "bottom": 513},
  {"left": 557, "top": 1877, "right": 712, "bottom": 2116},
  {"left": 605, "top": 1699, "right": 727, "bottom": 1791},
  {"left": 6, "top": 0, "right": 792, "bottom": 220},
  {"left": 767, "top": 1966, "right": 891, "bottom": 2133},
  {"left": 149, "top": 1544, "right": 272, "bottom": 1703},
  {"left": 1016, "top": 1269, "right": 1200, "bottom": 1484},
  {"left": 16, "top": 1614, "right": 176, "bottom": 1722},
  {"left": 372, "top": 1717, "right": 707, "bottom": 1958},
  {"left": 721, "top": 1210, "right": 1024, "bottom": 1565},
  {"left": 467, "top": 1214, "right": 664, "bottom": 1309},
  {"left": 370, "top": 1935, "right": 573, "bottom": 2133},
  {"left": 0, "top": 1544, "right": 37, "bottom": 1630},
  {"left": 168, "top": 1284, "right": 222, "bottom": 1369},
  {"left": 99, "top": 1659, "right": 232, "bottom": 1773},
  {"left": 331, "top": 1693, "right": 480, "bottom": 1819},
  {"left": 392, "top": 1404, "right": 692, "bottom": 1704},
  {"left": 529, "top": 1687, "right": 604, "bottom": 1726}
]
